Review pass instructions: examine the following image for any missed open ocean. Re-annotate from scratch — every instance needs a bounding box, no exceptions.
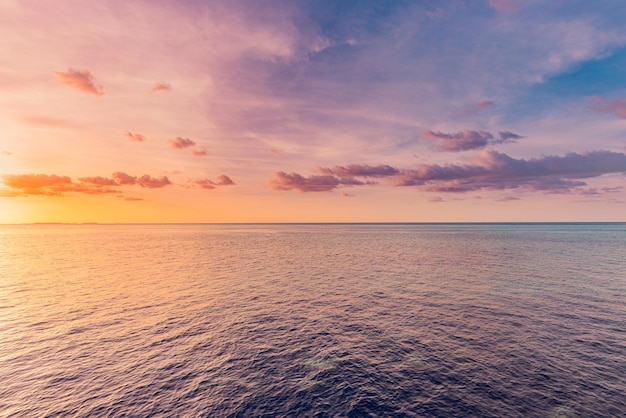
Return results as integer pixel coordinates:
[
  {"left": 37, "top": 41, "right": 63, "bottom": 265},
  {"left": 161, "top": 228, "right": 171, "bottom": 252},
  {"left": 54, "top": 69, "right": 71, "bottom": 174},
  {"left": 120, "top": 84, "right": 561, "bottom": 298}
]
[{"left": 0, "top": 223, "right": 625, "bottom": 417}]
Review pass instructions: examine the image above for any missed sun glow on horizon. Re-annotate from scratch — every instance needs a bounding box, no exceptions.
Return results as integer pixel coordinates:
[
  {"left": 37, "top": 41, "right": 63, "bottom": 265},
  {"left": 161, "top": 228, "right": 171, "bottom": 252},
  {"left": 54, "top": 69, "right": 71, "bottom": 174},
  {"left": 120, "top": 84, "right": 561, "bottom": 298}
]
[{"left": 2, "top": 1, "right": 626, "bottom": 223}]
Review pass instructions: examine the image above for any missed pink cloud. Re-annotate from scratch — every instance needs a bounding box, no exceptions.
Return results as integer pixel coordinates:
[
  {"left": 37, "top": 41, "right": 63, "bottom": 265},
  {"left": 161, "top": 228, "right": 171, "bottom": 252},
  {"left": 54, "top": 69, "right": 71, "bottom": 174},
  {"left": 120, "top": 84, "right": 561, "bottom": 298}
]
[
  {"left": 191, "top": 175, "right": 236, "bottom": 189},
  {"left": 152, "top": 82, "right": 172, "bottom": 92},
  {"left": 136, "top": 175, "right": 171, "bottom": 188},
  {"left": 191, "top": 147, "right": 208, "bottom": 157},
  {"left": 588, "top": 96, "right": 626, "bottom": 119},
  {"left": 54, "top": 68, "right": 103, "bottom": 96},
  {"left": 168, "top": 137, "right": 196, "bottom": 149},
  {"left": 126, "top": 132, "right": 146, "bottom": 142}
]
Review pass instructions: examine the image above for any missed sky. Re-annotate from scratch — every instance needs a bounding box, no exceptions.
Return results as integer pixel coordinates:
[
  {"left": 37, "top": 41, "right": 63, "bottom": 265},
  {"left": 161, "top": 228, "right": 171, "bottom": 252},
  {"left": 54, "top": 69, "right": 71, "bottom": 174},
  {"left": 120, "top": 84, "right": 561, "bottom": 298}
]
[{"left": 1, "top": 0, "right": 626, "bottom": 223}]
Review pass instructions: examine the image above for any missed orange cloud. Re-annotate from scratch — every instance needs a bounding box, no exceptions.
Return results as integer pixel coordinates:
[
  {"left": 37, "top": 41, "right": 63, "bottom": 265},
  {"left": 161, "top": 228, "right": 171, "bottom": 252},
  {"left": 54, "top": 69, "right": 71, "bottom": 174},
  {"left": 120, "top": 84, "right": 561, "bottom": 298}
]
[
  {"left": 54, "top": 68, "right": 104, "bottom": 96},
  {"left": 2, "top": 174, "right": 117, "bottom": 196},
  {"left": 191, "top": 147, "right": 208, "bottom": 157},
  {"left": 126, "top": 132, "right": 146, "bottom": 142},
  {"left": 152, "top": 82, "right": 172, "bottom": 92}
]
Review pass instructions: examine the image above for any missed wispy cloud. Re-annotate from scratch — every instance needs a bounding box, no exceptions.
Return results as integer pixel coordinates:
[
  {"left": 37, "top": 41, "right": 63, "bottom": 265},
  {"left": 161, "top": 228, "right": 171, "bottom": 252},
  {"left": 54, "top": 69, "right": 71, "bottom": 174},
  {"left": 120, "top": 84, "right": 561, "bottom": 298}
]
[
  {"left": 191, "top": 147, "right": 208, "bottom": 157},
  {"left": 453, "top": 100, "right": 495, "bottom": 119},
  {"left": 152, "top": 82, "right": 171, "bottom": 92},
  {"left": 125, "top": 132, "right": 146, "bottom": 142},
  {"left": 420, "top": 130, "right": 524, "bottom": 152},
  {"left": 588, "top": 96, "right": 626, "bottom": 119},
  {"left": 54, "top": 68, "right": 103, "bottom": 96}
]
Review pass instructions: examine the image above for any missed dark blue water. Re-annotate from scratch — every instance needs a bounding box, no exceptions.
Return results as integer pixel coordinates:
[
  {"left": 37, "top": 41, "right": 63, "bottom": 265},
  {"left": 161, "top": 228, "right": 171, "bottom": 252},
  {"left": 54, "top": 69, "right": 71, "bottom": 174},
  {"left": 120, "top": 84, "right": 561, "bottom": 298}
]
[{"left": 0, "top": 223, "right": 624, "bottom": 416}]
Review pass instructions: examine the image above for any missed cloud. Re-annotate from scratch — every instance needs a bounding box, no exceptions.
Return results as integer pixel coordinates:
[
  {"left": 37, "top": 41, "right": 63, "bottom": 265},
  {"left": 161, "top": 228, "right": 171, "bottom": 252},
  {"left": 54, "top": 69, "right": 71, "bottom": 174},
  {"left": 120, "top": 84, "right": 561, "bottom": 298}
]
[
  {"left": 152, "top": 82, "right": 171, "bottom": 92},
  {"left": 1, "top": 171, "right": 173, "bottom": 197},
  {"left": 168, "top": 137, "right": 196, "bottom": 149},
  {"left": 498, "top": 131, "right": 525, "bottom": 142},
  {"left": 126, "top": 132, "right": 146, "bottom": 142},
  {"left": 396, "top": 150, "right": 626, "bottom": 193},
  {"left": 420, "top": 129, "right": 524, "bottom": 152},
  {"left": 280, "top": 150, "right": 626, "bottom": 195},
  {"left": 497, "top": 195, "right": 521, "bottom": 202},
  {"left": 269, "top": 172, "right": 368, "bottom": 192},
  {"left": 136, "top": 175, "right": 171, "bottom": 188},
  {"left": 54, "top": 68, "right": 103, "bottom": 96},
  {"left": 78, "top": 176, "right": 118, "bottom": 186},
  {"left": 112, "top": 172, "right": 137, "bottom": 185},
  {"left": 588, "top": 96, "right": 626, "bottom": 119},
  {"left": 318, "top": 164, "right": 400, "bottom": 177},
  {"left": 191, "top": 175, "right": 236, "bottom": 190},
  {"left": 191, "top": 147, "right": 208, "bottom": 157},
  {"left": 2, "top": 174, "right": 117, "bottom": 196}
]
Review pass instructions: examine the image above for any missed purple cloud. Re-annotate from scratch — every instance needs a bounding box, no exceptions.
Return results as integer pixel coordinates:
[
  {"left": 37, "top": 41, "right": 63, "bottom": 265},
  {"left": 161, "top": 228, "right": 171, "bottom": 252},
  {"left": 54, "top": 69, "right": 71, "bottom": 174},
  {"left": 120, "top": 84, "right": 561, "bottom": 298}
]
[
  {"left": 396, "top": 150, "right": 626, "bottom": 193},
  {"left": 421, "top": 130, "right": 493, "bottom": 152},
  {"left": 318, "top": 164, "right": 400, "bottom": 177},
  {"left": 420, "top": 129, "right": 524, "bottom": 152},
  {"left": 277, "top": 150, "right": 626, "bottom": 195}
]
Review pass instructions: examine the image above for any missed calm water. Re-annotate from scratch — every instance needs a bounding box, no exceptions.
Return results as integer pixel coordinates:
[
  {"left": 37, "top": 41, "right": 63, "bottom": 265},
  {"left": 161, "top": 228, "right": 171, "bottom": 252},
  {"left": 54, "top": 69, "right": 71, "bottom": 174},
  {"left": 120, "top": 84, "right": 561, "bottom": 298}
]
[{"left": 0, "top": 223, "right": 625, "bottom": 417}]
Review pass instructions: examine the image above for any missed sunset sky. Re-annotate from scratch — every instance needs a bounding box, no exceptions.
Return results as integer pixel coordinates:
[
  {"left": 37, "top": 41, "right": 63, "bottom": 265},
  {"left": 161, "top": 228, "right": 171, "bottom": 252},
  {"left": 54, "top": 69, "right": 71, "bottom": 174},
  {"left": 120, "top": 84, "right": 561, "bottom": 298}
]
[{"left": 1, "top": 0, "right": 626, "bottom": 223}]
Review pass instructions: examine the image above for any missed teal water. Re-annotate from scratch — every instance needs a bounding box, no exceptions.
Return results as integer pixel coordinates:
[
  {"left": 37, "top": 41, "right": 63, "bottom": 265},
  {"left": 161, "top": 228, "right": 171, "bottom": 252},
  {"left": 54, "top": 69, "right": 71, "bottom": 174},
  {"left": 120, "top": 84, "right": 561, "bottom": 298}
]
[{"left": 0, "top": 223, "right": 624, "bottom": 416}]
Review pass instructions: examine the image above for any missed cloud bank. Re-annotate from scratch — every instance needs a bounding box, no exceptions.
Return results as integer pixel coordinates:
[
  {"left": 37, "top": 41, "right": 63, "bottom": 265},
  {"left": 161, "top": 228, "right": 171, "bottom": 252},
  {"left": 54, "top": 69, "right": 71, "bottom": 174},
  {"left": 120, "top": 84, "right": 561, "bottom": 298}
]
[{"left": 272, "top": 150, "right": 626, "bottom": 195}]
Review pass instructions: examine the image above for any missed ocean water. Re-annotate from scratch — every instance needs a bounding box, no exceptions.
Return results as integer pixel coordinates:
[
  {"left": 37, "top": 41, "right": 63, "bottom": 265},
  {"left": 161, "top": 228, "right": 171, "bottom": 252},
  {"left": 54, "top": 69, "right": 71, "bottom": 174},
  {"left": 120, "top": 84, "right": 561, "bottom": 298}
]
[{"left": 0, "top": 223, "right": 625, "bottom": 417}]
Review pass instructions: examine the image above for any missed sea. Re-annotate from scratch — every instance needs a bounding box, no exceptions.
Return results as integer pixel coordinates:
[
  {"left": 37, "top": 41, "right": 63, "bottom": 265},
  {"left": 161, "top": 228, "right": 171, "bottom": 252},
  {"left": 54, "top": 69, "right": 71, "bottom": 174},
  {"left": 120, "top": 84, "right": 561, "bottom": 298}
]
[{"left": 0, "top": 223, "right": 624, "bottom": 417}]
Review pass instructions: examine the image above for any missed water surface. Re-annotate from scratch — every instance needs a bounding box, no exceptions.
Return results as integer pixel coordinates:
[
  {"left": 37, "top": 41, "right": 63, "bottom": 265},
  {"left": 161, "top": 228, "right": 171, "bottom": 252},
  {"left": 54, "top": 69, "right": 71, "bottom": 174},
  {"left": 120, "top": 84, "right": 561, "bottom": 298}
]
[{"left": 0, "top": 223, "right": 625, "bottom": 416}]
